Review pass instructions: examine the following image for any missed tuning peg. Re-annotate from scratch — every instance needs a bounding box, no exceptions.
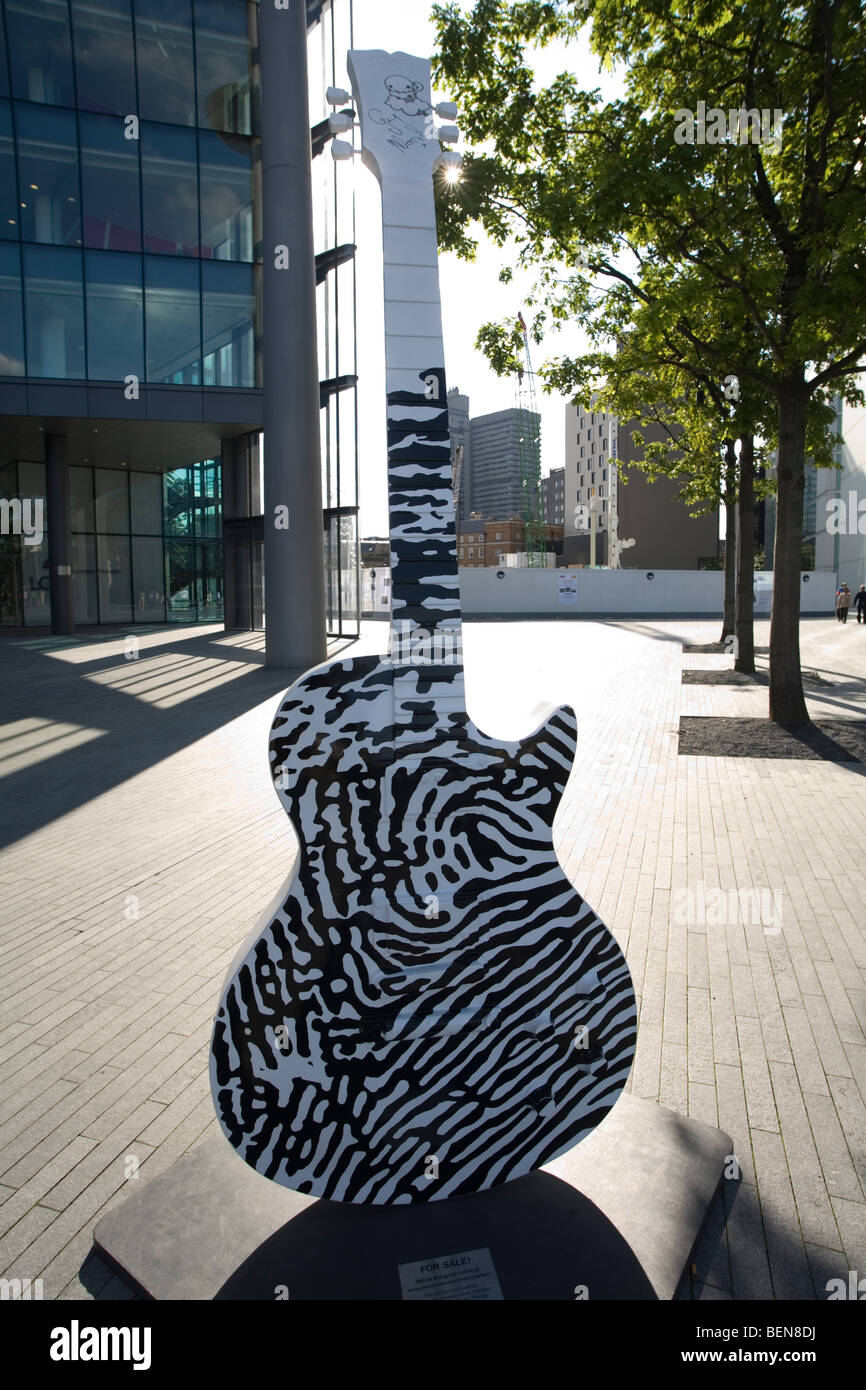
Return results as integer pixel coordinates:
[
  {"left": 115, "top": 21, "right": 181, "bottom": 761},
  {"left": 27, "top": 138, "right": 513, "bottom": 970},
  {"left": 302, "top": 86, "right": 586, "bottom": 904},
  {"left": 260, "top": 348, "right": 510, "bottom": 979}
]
[
  {"left": 435, "top": 101, "right": 458, "bottom": 120},
  {"left": 438, "top": 123, "right": 459, "bottom": 144},
  {"left": 328, "top": 112, "right": 353, "bottom": 134},
  {"left": 331, "top": 138, "right": 354, "bottom": 161},
  {"left": 437, "top": 149, "right": 463, "bottom": 174},
  {"left": 326, "top": 86, "right": 350, "bottom": 106}
]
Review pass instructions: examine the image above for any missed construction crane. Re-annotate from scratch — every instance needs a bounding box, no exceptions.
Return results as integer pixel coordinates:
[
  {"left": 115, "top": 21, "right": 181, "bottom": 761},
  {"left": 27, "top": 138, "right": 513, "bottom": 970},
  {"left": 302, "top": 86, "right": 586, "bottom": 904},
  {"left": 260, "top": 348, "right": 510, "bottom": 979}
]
[
  {"left": 515, "top": 311, "right": 546, "bottom": 567},
  {"left": 452, "top": 443, "right": 463, "bottom": 517}
]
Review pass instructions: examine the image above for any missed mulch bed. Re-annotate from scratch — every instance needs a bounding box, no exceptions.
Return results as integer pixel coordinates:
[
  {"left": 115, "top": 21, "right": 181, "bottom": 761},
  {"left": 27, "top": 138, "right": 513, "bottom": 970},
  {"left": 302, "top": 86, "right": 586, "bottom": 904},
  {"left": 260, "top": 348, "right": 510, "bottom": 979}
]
[
  {"left": 682, "top": 643, "right": 770, "bottom": 654},
  {"left": 682, "top": 668, "right": 832, "bottom": 686},
  {"left": 678, "top": 717, "right": 866, "bottom": 761}
]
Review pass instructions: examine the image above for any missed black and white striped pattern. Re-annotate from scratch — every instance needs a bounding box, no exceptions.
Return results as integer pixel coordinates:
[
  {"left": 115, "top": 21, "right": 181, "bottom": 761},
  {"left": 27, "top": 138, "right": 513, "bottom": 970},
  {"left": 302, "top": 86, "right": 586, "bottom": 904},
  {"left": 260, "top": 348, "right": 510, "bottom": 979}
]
[{"left": 210, "top": 48, "right": 636, "bottom": 1204}]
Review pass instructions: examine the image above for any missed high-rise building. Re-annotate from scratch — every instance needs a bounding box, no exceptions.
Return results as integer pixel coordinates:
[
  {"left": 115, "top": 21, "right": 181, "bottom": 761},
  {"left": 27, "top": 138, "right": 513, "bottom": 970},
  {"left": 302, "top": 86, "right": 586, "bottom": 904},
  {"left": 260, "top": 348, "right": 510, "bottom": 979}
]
[
  {"left": 563, "top": 399, "right": 719, "bottom": 568},
  {"left": 447, "top": 387, "right": 471, "bottom": 521},
  {"left": 0, "top": 0, "right": 359, "bottom": 639},
  {"left": 469, "top": 406, "right": 540, "bottom": 520},
  {"left": 542, "top": 466, "right": 565, "bottom": 526}
]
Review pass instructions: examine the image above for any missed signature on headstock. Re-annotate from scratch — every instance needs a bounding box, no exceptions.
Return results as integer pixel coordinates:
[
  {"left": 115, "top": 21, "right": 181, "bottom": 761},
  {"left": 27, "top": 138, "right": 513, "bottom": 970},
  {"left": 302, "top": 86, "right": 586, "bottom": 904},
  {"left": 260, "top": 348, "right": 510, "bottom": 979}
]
[{"left": 368, "top": 74, "right": 434, "bottom": 153}]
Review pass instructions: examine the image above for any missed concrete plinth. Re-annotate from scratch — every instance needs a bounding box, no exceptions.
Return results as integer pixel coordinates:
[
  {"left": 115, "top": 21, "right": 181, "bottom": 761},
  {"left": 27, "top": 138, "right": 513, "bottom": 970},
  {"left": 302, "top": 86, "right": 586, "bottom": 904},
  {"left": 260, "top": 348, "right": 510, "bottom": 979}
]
[{"left": 93, "top": 1095, "right": 731, "bottom": 1301}]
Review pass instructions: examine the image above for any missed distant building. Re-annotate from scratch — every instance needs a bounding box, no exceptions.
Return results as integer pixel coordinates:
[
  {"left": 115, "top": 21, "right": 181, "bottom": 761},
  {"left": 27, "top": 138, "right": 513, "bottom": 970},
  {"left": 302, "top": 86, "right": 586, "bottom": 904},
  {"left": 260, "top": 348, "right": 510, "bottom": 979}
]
[
  {"left": 469, "top": 407, "right": 540, "bottom": 520},
  {"left": 542, "top": 467, "right": 566, "bottom": 526},
  {"left": 457, "top": 513, "right": 563, "bottom": 566},
  {"left": 563, "top": 399, "right": 719, "bottom": 569},
  {"left": 447, "top": 388, "right": 472, "bottom": 522}
]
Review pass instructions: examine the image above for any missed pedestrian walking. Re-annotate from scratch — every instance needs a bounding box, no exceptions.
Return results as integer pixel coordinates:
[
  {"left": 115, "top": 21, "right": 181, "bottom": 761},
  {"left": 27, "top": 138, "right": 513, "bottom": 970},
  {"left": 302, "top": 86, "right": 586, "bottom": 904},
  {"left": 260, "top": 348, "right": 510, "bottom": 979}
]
[
  {"left": 837, "top": 583, "right": 852, "bottom": 623},
  {"left": 856, "top": 585, "right": 866, "bottom": 624}
]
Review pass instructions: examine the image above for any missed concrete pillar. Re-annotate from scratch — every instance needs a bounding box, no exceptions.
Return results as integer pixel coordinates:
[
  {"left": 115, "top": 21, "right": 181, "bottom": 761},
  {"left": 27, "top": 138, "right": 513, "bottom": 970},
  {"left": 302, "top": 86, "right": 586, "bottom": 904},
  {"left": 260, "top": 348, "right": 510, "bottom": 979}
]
[
  {"left": 45, "top": 434, "right": 74, "bottom": 635},
  {"left": 259, "top": 0, "right": 326, "bottom": 670}
]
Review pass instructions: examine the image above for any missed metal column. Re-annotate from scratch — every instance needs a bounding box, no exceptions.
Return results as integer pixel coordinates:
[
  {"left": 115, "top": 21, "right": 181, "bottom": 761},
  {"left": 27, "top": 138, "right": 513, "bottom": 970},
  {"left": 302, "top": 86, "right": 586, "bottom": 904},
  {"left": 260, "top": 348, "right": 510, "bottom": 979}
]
[
  {"left": 45, "top": 433, "right": 74, "bottom": 635},
  {"left": 260, "top": 0, "right": 327, "bottom": 670}
]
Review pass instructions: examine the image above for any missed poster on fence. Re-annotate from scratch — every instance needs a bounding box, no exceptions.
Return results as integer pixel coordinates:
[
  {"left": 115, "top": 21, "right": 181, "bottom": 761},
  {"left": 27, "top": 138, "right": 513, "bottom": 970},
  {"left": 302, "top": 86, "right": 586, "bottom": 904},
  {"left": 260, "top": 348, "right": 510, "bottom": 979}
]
[{"left": 558, "top": 572, "right": 578, "bottom": 605}]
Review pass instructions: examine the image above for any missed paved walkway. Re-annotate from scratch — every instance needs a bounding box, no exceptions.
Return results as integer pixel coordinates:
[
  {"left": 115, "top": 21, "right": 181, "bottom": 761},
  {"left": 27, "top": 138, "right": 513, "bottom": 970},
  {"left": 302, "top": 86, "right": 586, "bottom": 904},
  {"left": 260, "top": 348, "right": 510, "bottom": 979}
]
[{"left": 0, "top": 616, "right": 864, "bottom": 1300}]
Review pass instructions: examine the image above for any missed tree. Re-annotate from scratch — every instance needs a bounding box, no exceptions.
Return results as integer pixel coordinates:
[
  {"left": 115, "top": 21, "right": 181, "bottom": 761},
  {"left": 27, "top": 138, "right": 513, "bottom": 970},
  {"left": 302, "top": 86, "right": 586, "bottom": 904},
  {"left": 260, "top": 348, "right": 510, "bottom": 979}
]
[{"left": 433, "top": 0, "right": 866, "bottom": 721}]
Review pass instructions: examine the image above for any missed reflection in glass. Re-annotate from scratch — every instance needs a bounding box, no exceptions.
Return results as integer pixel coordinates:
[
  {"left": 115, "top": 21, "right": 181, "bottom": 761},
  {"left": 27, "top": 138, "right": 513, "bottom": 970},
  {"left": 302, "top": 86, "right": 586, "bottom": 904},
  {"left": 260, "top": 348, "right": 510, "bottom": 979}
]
[
  {"left": 0, "top": 102, "right": 18, "bottom": 239},
  {"left": 202, "top": 260, "right": 257, "bottom": 388},
  {"left": 72, "top": 532, "right": 98, "bottom": 623},
  {"left": 196, "top": 540, "right": 223, "bottom": 620},
  {"left": 95, "top": 468, "right": 130, "bottom": 534},
  {"left": 134, "top": 0, "right": 196, "bottom": 128},
  {"left": 144, "top": 255, "right": 200, "bottom": 383},
  {"left": 6, "top": 0, "right": 76, "bottom": 107},
  {"left": 0, "top": 244, "right": 25, "bottom": 376},
  {"left": 23, "top": 245, "right": 86, "bottom": 379},
  {"left": 198, "top": 130, "right": 254, "bottom": 261},
  {"left": 15, "top": 103, "right": 82, "bottom": 247},
  {"left": 132, "top": 536, "right": 165, "bottom": 619},
  {"left": 71, "top": 0, "right": 137, "bottom": 116},
  {"left": 130, "top": 471, "right": 163, "bottom": 535},
  {"left": 85, "top": 250, "right": 144, "bottom": 381},
  {"left": 165, "top": 539, "right": 195, "bottom": 620},
  {"left": 0, "top": 9, "right": 9, "bottom": 99},
  {"left": 80, "top": 114, "right": 141, "bottom": 252},
  {"left": 141, "top": 123, "right": 199, "bottom": 255},
  {"left": 70, "top": 466, "right": 95, "bottom": 531},
  {"left": 193, "top": 0, "right": 256, "bottom": 136},
  {"left": 97, "top": 531, "right": 132, "bottom": 621}
]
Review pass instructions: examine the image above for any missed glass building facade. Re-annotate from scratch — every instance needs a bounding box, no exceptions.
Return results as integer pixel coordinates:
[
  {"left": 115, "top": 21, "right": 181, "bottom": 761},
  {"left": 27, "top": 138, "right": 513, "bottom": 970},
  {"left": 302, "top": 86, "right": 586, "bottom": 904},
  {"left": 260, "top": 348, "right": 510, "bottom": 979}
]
[{"left": 0, "top": 0, "right": 359, "bottom": 636}]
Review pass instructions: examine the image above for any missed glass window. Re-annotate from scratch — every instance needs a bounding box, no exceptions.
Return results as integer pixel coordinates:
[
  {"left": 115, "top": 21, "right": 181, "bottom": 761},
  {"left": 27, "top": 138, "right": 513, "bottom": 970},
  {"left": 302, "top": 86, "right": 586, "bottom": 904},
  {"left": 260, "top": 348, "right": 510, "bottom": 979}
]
[
  {"left": 72, "top": 532, "right": 98, "bottom": 622},
  {"left": 85, "top": 250, "right": 143, "bottom": 381},
  {"left": 80, "top": 113, "right": 141, "bottom": 251},
  {"left": 70, "top": 466, "right": 95, "bottom": 530},
  {"left": 141, "top": 122, "right": 199, "bottom": 255},
  {"left": 144, "top": 255, "right": 200, "bottom": 383},
  {"left": 95, "top": 468, "right": 129, "bottom": 534},
  {"left": 193, "top": 0, "right": 255, "bottom": 136},
  {"left": 0, "top": 243, "right": 25, "bottom": 376},
  {"left": 132, "top": 535, "right": 165, "bottom": 618},
  {"left": 70, "top": 0, "right": 137, "bottom": 117},
  {"left": 202, "top": 260, "right": 257, "bottom": 388},
  {"left": 0, "top": 102, "right": 17, "bottom": 238},
  {"left": 0, "top": 10, "right": 8, "bottom": 99},
  {"left": 6, "top": 0, "right": 76, "bottom": 107},
  {"left": 97, "top": 531, "right": 132, "bottom": 620},
  {"left": 198, "top": 130, "right": 254, "bottom": 261},
  {"left": 196, "top": 539, "right": 222, "bottom": 620},
  {"left": 15, "top": 103, "right": 82, "bottom": 247},
  {"left": 134, "top": 0, "right": 196, "bottom": 127},
  {"left": 165, "top": 539, "right": 195, "bottom": 619},
  {"left": 130, "top": 470, "right": 162, "bottom": 534},
  {"left": 23, "top": 244, "right": 85, "bottom": 379}
]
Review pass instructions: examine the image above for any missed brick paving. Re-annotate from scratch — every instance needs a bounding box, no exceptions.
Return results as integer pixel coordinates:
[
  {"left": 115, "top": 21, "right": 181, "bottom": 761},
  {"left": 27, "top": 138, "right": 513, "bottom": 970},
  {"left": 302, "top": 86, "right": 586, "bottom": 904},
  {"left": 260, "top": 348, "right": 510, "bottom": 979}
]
[{"left": 0, "top": 615, "right": 864, "bottom": 1300}]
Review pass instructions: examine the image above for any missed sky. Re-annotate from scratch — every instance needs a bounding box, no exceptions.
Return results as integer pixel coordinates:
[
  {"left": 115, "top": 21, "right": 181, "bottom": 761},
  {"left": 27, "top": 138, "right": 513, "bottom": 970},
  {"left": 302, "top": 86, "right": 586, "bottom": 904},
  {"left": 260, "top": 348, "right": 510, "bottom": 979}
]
[{"left": 342, "top": 0, "right": 626, "bottom": 535}]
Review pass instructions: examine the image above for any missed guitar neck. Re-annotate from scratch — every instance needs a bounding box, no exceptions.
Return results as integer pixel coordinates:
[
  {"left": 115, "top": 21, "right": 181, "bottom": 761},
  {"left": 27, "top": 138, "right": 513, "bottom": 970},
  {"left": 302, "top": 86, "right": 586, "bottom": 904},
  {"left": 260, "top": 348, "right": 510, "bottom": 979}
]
[{"left": 382, "top": 180, "right": 462, "bottom": 658}]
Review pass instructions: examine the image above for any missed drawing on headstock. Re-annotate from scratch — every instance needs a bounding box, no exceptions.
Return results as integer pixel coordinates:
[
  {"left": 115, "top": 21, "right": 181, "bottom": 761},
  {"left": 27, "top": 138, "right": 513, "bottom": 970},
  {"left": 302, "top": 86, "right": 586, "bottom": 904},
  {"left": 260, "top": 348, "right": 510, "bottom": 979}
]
[
  {"left": 209, "top": 48, "right": 637, "bottom": 1207},
  {"left": 349, "top": 50, "right": 448, "bottom": 182}
]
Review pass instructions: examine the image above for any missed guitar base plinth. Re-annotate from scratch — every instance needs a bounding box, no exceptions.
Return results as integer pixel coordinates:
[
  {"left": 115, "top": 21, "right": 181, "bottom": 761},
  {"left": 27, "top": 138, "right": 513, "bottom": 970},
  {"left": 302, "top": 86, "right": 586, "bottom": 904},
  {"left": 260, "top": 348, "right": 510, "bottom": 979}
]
[{"left": 92, "top": 1095, "right": 731, "bottom": 1301}]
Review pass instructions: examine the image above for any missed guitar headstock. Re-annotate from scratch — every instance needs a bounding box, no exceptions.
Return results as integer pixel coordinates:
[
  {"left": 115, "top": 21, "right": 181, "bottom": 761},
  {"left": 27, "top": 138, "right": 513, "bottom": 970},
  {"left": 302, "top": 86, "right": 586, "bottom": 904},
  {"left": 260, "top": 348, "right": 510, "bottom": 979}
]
[{"left": 343, "top": 49, "right": 460, "bottom": 186}]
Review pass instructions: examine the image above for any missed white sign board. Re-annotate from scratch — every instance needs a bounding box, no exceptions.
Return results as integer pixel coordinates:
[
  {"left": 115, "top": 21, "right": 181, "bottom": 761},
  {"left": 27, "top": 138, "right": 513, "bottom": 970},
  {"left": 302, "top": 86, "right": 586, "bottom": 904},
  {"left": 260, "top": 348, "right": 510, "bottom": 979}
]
[
  {"left": 753, "top": 573, "right": 773, "bottom": 613},
  {"left": 558, "top": 571, "right": 578, "bottom": 605},
  {"left": 398, "top": 1247, "right": 503, "bottom": 1301}
]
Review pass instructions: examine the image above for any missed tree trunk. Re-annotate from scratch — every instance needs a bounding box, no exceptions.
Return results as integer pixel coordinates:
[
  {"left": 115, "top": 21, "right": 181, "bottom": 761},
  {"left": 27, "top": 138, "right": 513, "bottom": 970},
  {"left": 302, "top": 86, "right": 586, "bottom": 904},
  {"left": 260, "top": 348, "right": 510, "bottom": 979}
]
[
  {"left": 720, "top": 439, "right": 737, "bottom": 644},
  {"left": 769, "top": 383, "right": 809, "bottom": 723},
  {"left": 735, "top": 434, "right": 755, "bottom": 674}
]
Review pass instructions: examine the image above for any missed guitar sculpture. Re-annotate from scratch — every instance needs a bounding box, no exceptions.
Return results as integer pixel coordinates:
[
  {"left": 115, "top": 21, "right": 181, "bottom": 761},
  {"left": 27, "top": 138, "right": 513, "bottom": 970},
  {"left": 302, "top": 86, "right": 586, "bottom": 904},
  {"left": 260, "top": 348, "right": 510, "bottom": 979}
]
[{"left": 210, "top": 49, "right": 637, "bottom": 1205}]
